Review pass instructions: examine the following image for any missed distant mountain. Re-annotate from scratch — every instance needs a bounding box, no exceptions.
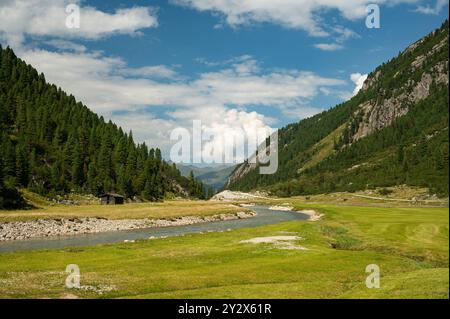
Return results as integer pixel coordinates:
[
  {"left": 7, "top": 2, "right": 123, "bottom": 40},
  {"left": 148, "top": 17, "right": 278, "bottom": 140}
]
[
  {"left": 177, "top": 164, "right": 236, "bottom": 192},
  {"left": 0, "top": 45, "right": 206, "bottom": 208},
  {"left": 194, "top": 165, "right": 237, "bottom": 192},
  {"left": 227, "top": 20, "right": 449, "bottom": 197}
]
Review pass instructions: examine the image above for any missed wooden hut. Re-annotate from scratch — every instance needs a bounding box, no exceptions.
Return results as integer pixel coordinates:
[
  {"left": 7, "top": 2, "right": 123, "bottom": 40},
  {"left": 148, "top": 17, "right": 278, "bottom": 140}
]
[{"left": 100, "top": 193, "right": 125, "bottom": 205}]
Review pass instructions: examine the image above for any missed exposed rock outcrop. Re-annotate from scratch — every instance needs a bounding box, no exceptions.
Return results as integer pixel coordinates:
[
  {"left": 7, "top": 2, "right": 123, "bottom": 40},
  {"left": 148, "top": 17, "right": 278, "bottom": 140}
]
[
  {"left": 225, "top": 161, "right": 257, "bottom": 187},
  {"left": 349, "top": 35, "right": 448, "bottom": 143}
]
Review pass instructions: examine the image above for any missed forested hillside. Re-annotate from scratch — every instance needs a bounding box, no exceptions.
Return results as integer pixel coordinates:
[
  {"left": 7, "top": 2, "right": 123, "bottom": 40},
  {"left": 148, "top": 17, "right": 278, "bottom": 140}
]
[
  {"left": 0, "top": 46, "right": 206, "bottom": 208},
  {"left": 227, "top": 20, "right": 449, "bottom": 197}
]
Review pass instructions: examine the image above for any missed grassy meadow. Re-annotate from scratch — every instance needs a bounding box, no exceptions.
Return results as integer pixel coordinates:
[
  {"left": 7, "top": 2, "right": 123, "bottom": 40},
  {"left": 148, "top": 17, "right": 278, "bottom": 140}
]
[{"left": 0, "top": 194, "right": 447, "bottom": 299}]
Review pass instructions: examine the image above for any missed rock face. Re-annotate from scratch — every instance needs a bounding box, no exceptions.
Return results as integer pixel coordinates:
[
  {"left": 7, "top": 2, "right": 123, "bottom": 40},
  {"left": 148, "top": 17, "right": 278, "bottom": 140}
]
[
  {"left": 225, "top": 162, "right": 257, "bottom": 188},
  {"left": 0, "top": 212, "right": 256, "bottom": 241},
  {"left": 349, "top": 35, "right": 449, "bottom": 143}
]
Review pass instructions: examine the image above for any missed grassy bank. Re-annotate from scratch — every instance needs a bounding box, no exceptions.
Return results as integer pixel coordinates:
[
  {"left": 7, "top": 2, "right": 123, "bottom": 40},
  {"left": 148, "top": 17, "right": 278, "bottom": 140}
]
[{"left": 0, "top": 201, "right": 447, "bottom": 299}]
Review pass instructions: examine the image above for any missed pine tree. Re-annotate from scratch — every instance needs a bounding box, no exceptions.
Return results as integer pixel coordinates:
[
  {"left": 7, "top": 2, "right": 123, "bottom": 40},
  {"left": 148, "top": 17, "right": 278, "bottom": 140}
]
[
  {"left": 50, "top": 161, "right": 61, "bottom": 191},
  {"left": 206, "top": 187, "right": 214, "bottom": 199},
  {"left": 1, "top": 137, "right": 15, "bottom": 181},
  {"left": 397, "top": 144, "right": 405, "bottom": 163},
  {"left": 98, "top": 131, "right": 113, "bottom": 191},
  {"left": 15, "top": 143, "right": 29, "bottom": 187},
  {"left": 71, "top": 142, "right": 84, "bottom": 188}
]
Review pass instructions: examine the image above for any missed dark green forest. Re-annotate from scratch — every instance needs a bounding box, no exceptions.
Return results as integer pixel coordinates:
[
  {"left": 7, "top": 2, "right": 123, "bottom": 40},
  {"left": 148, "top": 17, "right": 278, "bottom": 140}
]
[
  {"left": 228, "top": 20, "right": 449, "bottom": 197},
  {"left": 0, "top": 45, "right": 207, "bottom": 209}
]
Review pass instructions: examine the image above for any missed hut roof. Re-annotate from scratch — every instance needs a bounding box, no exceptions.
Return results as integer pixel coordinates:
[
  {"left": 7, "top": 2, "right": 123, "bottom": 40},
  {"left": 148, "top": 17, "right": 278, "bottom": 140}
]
[{"left": 100, "top": 193, "right": 124, "bottom": 198}]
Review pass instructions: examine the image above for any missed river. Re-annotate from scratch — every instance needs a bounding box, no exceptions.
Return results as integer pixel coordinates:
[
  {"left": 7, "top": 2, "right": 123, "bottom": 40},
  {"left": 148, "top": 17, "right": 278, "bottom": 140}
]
[{"left": 0, "top": 205, "right": 309, "bottom": 253}]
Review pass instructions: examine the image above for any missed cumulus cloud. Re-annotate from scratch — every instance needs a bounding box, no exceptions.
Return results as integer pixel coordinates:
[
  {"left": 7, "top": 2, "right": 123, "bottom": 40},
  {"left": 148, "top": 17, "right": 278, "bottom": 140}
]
[
  {"left": 0, "top": 0, "right": 158, "bottom": 46},
  {"left": 109, "top": 111, "right": 180, "bottom": 157},
  {"left": 111, "top": 107, "right": 274, "bottom": 162},
  {"left": 335, "top": 73, "right": 369, "bottom": 101},
  {"left": 350, "top": 73, "right": 368, "bottom": 96}
]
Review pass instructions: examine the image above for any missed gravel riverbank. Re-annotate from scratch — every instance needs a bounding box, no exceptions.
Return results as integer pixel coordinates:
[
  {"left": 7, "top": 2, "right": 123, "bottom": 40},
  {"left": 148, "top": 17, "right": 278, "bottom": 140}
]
[{"left": 0, "top": 211, "right": 256, "bottom": 241}]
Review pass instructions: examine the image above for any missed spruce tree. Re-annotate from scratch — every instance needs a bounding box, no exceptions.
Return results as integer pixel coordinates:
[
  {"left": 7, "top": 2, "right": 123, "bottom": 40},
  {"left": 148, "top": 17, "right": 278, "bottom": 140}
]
[{"left": 15, "top": 143, "right": 29, "bottom": 187}]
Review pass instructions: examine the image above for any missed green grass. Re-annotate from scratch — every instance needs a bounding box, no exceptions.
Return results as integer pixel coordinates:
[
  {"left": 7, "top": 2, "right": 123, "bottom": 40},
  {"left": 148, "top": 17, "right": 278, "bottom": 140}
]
[{"left": 0, "top": 203, "right": 447, "bottom": 299}]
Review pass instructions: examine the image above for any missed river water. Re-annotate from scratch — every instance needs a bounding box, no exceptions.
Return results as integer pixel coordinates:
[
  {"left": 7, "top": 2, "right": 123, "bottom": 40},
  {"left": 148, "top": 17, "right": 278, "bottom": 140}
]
[{"left": 0, "top": 205, "right": 309, "bottom": 253}]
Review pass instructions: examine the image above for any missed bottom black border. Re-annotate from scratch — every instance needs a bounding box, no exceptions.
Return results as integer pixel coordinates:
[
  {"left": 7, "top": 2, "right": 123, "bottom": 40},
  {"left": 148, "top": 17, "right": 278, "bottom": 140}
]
[{"left": 1, "top": 299, "right": 448, "bottom": 317}]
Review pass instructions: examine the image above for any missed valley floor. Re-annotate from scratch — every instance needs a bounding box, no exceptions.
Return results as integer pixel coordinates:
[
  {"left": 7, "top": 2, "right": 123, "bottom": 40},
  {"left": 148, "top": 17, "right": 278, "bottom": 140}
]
[{"left": 0, "top": 195, "right": 448, "bottom": 299}]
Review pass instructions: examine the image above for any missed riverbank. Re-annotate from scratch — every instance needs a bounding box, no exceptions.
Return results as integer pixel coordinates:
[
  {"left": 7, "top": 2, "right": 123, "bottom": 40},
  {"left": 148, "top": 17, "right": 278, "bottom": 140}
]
[{"left": 0, "top": 211, "right": 255, "bottom": 241}]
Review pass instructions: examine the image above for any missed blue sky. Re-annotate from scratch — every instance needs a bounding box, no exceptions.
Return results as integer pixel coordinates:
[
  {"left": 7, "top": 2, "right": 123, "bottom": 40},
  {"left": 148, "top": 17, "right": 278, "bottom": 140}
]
[{"left": 0, "top": 0, "right": 448, "bottom": 162}]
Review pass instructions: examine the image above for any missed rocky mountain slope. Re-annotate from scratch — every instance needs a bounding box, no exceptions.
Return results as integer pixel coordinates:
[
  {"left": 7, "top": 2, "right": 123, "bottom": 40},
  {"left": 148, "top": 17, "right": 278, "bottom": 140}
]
[{"left": 226, "top": 20, "right": 449, "bottom": 197}]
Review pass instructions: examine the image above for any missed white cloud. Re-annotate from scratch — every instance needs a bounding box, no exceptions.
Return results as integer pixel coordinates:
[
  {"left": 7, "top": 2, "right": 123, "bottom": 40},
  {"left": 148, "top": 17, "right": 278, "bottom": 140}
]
[
  {"left": 174, "top": 0, "right": 419, "bottom": 51},
  {"left": 333, "top": 26, "right": 360, "bottom": 42},
  {"left": 44, "top": 39, "right": 87, "bottom": 52},
  {"left": 172, "top": 0, "right": 420, "bottom": 36},
  {"left": 314, "top": 25, "right": 360, "bottom": 51},
  {"left": 279, "top": 105, "right": 324, "bottom": 120},
  {"left": 111, "top": 107, "right": 274, "bottom": 162},
  {"left": 414, "top": 0, "right": 448, "bottom": 14},
  {"left": 110, "top": 111, "right": 179, "bottom": 157},
  {"left": 120, "top": 65, "right": 180, "bottom": 79},
  {"left": 314, "top": 43, "right": 344, "bottom": 51},
  {"left": 335, "top": 73, "right": 369, "bottom": 101},
  {"left": 17, "top": 46, "right": 345, "bottom": 158},
  {"left": 350, "top": 72, "right": 368, "bottom": 96},
  {"left": 0, "top": 0, "right": 158, "bottom": 46}
]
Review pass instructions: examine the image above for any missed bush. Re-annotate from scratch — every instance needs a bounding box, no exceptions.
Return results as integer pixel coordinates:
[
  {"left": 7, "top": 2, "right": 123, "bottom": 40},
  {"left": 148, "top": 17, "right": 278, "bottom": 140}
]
[
  {"left": 378, "top": 188, "right": 393, "bottom": 196},
  {"left": 0, "top": 186, "right": 28, "bottom": 209}
]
